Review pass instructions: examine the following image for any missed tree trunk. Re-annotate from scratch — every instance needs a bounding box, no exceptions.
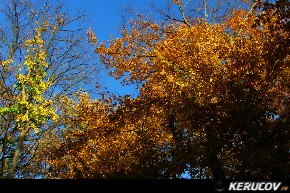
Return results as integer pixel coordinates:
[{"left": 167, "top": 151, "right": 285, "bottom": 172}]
[
  {"left": 204, "top": 122, "right": 226, "bottom": 179},
  {"left": 208, "top": 150, "right": 226, "bottom": 179},
  {"left": 0, "top": 127, "right": 9, "bottom": 178},
  {"left": 7, "top": 128, "right": 28, "bottom": 179}
]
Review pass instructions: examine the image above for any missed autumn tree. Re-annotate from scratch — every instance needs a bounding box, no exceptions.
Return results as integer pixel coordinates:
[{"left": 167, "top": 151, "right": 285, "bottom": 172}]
[
  {"left": 39, "top": 93, "right": 174, "bottom": 178},
  {"left": 44, "top": 0, "right": 289, "bottom": 179},
  {"left": 0, "top": 0, "right": 97, "bottom": 178}
]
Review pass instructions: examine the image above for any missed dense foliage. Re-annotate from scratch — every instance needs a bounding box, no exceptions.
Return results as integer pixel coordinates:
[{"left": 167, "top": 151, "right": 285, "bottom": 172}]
[{"left": 1, "top": 0, "right": 289, "bottom": 179}]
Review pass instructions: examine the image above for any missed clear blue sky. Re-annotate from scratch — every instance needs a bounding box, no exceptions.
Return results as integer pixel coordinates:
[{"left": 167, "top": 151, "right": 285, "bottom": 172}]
[
  {"left": 66, "top": 0, "right": 170, "bottom": 98},
  {"left": 67, "top": 0, "right": 168, "bottom": 41}
]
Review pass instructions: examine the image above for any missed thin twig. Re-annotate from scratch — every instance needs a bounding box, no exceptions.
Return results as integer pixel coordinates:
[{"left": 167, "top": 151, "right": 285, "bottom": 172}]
[
  {"left": 177, "top": 3, "right": 191, "bottom": 27},
  {"left": 237, "top": 1, "right": 258, "bottom": 37}
]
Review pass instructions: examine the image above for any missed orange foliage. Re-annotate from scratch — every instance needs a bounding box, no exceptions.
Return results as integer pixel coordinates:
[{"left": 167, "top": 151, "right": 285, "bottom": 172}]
[
  {"left": 45, "top": 1, "right": 290, "bottom": 178},
  {"left": 41, "top": 94, "right": 173, "bottom": 178}
]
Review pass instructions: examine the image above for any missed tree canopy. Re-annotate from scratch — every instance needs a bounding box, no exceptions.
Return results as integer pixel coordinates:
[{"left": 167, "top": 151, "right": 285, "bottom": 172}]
[
  {"left": 1, "top": 0, "right": 289, "bottom": 179},
  {"left": 0, "top": 0, "right": 97, "bottom": 178}
]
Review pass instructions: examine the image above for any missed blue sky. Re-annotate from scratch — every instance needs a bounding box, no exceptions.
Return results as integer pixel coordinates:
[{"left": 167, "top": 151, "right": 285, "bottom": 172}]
[
  {"left": 66, "top": 0, "right": 170, "bottom": 98},
  {"left": 67, "top": 0, "right": 169, "bottom": 41}
]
